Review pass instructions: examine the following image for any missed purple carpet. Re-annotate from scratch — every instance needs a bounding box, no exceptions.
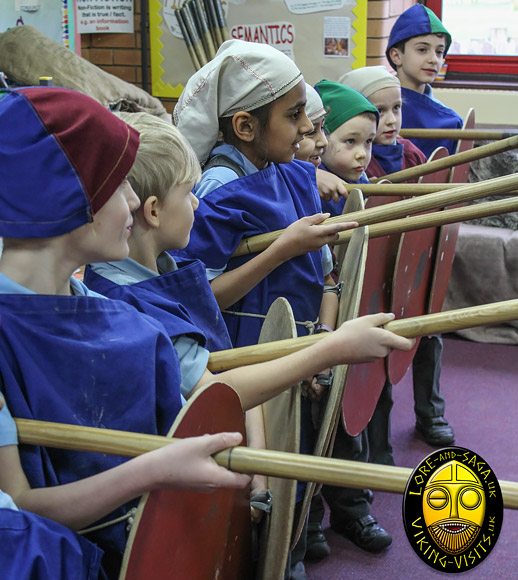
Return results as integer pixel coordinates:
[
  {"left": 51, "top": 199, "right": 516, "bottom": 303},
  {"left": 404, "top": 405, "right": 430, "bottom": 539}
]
[{"left": 305, "top": 336, "right": 518, "bottom": 579}]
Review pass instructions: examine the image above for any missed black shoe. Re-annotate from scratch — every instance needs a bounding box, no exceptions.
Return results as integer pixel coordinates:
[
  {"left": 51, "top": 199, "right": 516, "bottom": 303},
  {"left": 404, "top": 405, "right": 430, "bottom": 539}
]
[
  {"left": 332, "top": 515, "right": 392, "bottom": 553},
  {"left": 416, "top": 416, "right": 455, "bottom": 446},
  {"left": 304, "top": 525, "right": 331, "bottom": 562}
]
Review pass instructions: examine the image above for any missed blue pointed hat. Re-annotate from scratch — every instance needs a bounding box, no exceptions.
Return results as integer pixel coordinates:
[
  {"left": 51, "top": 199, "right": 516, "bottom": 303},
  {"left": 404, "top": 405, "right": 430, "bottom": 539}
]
[{"left": 386, "top": 5, "right": 452, "bottom": 70}]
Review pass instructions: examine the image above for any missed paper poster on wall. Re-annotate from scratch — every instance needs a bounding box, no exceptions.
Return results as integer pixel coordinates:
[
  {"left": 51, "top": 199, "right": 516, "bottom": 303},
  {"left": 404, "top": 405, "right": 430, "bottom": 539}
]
[
  {"left": 323, "top": 16, "right": 349, "bottom": 57},
  {"left": 1, "top": 0, "right": 78, "bottom": 52},
  {"left": 76, "top": 0, "right": 134, "bottom": 34},
  {"left": 149, "top": 0, "right": 367, "bottom": 98}
]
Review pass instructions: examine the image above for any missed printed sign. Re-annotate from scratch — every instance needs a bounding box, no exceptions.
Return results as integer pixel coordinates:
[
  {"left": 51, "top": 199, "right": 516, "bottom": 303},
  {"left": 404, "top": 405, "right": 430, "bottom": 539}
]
[{"left": 76, "top": 0, "right": 134, "bottom": 34}]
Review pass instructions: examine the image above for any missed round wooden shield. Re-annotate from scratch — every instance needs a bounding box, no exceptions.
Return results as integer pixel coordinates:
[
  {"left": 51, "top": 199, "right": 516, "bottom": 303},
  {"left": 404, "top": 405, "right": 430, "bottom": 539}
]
[
  {"left": 255, "top": 297, "right": 300, "bottom": 580},
  {"left": 387, "top": 147, "right": 450, "bottom": 385},
  {"left": 428, "top": 109, "right": 476, "bottom": 315},
  {"left": 333, "top": 187, "right": 365, "bottom": 272},
  {"left": 292, "top": 222, "right": 369, "bottom": 547},
  {"left": 119, "top": 382, "right": 251, "bottom": 580}
]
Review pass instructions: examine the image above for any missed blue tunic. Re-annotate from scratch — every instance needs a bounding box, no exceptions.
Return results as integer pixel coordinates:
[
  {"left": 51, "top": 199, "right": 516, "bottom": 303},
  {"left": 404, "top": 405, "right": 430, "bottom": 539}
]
[
  {"left": 0, "top": 508, "right": 104, "bottom": 580},
  {"left": 0, "top": 280, "right": 183, "bottom": 576},
  {"left": 400, "top": 86, "right": 463, "bottom": 157},
  {"left": 84, "top": 257, "right": 231, "bottom": 353},
  {"left": 177, "top": 159, "right": 325, "bottom": 347}
]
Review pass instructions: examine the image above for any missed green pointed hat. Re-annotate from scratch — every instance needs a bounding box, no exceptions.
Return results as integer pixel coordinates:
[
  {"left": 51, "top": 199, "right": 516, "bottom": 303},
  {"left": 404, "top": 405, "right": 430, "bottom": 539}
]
[{"left": 314, "top": 80, "right": 379, "bottom": 134}]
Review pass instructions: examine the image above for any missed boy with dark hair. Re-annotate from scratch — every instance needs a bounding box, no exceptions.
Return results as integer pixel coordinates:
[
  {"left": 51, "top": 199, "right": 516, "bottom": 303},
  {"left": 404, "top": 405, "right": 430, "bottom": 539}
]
[{"left": 386, "top": 3, "right": 463, "bottom": 158}]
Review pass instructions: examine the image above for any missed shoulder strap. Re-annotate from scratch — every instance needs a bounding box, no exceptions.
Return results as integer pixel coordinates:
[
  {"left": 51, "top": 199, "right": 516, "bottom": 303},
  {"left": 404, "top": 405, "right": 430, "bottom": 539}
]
[{"left": 203, "top": 154, "right": 246, "bottom": 178}]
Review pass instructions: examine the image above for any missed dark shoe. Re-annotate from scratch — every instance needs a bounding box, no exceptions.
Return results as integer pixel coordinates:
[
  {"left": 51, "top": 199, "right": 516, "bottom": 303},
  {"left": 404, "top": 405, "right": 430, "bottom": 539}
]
[
  {"left": 304, "top": 526, "right": 331, "bottom": 562},
  {"left": 333, "top": 515, "right": 392, "bottom": 553},
  {"left": 416, "top": 416, "right": 455, "bottom": 446}
]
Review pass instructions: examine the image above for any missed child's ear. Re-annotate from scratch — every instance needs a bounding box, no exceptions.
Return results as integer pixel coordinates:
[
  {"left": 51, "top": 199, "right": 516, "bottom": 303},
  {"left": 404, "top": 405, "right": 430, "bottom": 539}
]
[
  {"left": 232, "top": 111, "right": 257, "bottom": 143},
  {"left": 142, "top": 196, "right": 161, "bottom": 228},
  {"left": 389, "top": 46, "right": 403, "bottom": 68}
]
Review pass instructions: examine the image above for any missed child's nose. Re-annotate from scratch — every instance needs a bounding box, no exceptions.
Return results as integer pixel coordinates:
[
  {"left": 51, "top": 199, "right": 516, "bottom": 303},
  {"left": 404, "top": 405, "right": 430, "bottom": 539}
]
[
  {"left": 316, "top": 131, "right": 328, "bottom": 148},
  {"left": 299, "top": 111, "right": 313, "bottom": 135},
  {"left": 126, "top": 183, "right": 141, "bottom": 212}
]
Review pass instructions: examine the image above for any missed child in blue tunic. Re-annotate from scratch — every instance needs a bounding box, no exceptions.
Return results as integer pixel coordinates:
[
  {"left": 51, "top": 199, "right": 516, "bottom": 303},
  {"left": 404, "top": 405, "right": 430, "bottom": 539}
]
[
  {"left": 315, "top": 80, "right": 379, "bottom": 217},
  {"left": 0, "top": 86, "right": 253, "bottom": 578},
  {"left": 0, "top": 394, "right": 103, "bottom": 580},
  {"left": 0, "top": 391, "right": 249, "bottom": 580},
  {"left": 173, "top": 42, "right": 367, "bottom": 579},
  {"left": 386, "top": 3, "right": 463, "bottom": 158},
  {"left": 174, "top": 39, "right": 356, "bottom": 352},
  {"left": 339, "top": 64, "right": 455, "bottom": 449},
  {"left": 296, "top": 83, "right": 349, "bottom": 213}
]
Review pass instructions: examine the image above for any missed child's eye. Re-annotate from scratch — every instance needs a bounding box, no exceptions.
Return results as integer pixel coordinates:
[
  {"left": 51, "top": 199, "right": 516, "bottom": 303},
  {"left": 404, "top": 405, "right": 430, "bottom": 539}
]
[
  {"left": 366, "top": 139, "right": 373, "bottom": 145},
  {"left": 394, "top": 104, "right": 401, "bottom": 112},
  {"left": 345, "top": 138, "right": 355, "bottom": 145},
  {"left": 377, "top": 107, "right": 386, "bottom": 114},
  {"left": 290, "top": 109, "right": 301, "bottom": 120}
]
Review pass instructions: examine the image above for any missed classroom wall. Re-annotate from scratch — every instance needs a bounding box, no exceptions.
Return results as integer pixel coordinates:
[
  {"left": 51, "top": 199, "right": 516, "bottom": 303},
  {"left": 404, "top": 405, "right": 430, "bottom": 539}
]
[
  {"left": 80, "top": 0, "right": 416, "bottom": 115},
  {"left": 79, "top": 1, "right": 516, "bottom": 126}
]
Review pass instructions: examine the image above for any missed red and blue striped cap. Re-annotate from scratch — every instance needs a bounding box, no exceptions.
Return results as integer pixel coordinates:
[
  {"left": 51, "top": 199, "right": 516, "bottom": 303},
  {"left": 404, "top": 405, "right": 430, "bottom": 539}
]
[{"left": 0, "top": 86, "right": 139, "bottom": 238}]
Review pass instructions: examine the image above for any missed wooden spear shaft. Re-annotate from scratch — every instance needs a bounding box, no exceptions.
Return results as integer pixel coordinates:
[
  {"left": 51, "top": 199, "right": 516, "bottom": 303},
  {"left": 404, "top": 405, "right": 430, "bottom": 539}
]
[
  {"left": 207, "top": 299, "right": 518, "bottom": 371},
  {"left": 14, "top": 418, "right": 518, "bottom": 508},
  {"left": 332, "top": 195, "right": 518, "bottom": 247},
  {"left": 399, "top": 128, "right": 518, "bottom": 141},
  {"left": 233, "top": 172, "right": 518, "bottom": 256},
  {"left": 343, "top": 183, "right": 518, "bottom": 196},
  {"left": 372, "top": 134, "right": 518, "bottom": 183}
]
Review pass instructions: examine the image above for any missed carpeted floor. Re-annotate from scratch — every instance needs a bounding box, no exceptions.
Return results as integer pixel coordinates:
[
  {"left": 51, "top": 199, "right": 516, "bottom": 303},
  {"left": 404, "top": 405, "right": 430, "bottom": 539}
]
[{"left": 305, "top": 335, "right": 518, "bottom": 579}]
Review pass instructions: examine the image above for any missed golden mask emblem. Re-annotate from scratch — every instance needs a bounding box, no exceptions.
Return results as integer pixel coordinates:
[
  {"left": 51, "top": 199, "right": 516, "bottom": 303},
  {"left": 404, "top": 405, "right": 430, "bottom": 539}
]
[{"left": 423, "top": 460, "right": 485, "bottom": 555}]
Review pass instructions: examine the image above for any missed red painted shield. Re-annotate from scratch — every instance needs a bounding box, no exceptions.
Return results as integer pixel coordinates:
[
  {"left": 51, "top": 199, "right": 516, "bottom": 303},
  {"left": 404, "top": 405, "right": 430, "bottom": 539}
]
[
  {"left": 120, "top": 382, "right": 251, "bottom": 580},
  {"left": 339, "top": 193, "right": 402, "bottom": 436},
  {"left": 387, "top": 147, "right": 449, "bottom": 384},
  {"left": 428, "top": 109, "right": 476, "bottom": 314}
]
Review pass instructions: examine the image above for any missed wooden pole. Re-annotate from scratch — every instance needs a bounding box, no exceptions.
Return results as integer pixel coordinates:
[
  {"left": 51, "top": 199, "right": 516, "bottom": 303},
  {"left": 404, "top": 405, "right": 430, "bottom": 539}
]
[
  {"left": 233, "top": 172, "right": 518, "bottom": 256},
  {"left": 190, "top": 0, "right": 217, "bottom": 60},
  {"left": 179, "top": 5, "right": 208, "bottom": 67},
  {"left": 204, "top": 0, "right": 224, "bottom": 46},
  {"left": 207, "top": 299, "right": 518, "bottom": 371},
  {"left": 333, "top": 196, "right": 518, "bottom": 247},
  {"left": 213, "top": 0, "right": 230, "bottom": 41},
  {"left": 14, "top": 418, "right": 518, "bottom": 508},
  {"left": 399, "top": 128, "right": 518, "bottom": 141},
  {"left": 343, "top": 183, "right": 518, "bottom": 196},
  {"left": 175, "top": 9, "right": 201, "bottom": 71},
  {"left": 372, "top": 135, "right": 518, "bottom": 183}
]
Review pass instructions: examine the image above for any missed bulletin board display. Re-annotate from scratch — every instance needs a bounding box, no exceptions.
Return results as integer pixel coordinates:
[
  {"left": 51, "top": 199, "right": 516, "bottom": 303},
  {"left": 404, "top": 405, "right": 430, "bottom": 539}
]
[
  {"left": 150, "top": 0, "right": 367, "bottom": 98},
  {"left": 1, "top": 0, "right": 79, "bottom": 52}
]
